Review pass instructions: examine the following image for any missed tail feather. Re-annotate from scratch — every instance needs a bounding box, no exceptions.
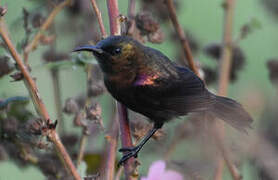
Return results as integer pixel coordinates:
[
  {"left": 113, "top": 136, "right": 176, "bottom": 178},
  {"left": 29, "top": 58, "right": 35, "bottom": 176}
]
[{"left": 210, "top": 95, "right": 253, "bottom": 133}]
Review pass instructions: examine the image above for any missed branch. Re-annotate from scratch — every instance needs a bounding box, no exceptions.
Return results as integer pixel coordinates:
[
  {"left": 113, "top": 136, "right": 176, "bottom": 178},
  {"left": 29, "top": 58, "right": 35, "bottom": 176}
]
[
  {"left": 101, "top": 110, "right": 119, "bottom": 180},
  {"left": 90, "top": 0, "right": 107, "bottom": 38},
  {"left": 24, "top": 0, "right": 71, "bottom": 64},
  {"left": 214, "top": 0, "right": 241, "bottom": 180},
  {"left": 76, "top": 126, "right": 88, "bottom": 166},
  {"left": 0, "top": 18, "right": 81, "bottom": 180},
  {"left": 165, "top": 0, "right": 199, "bottom": 76},
  {"left": 50, "top": 68, "right": 64, "bottom": 134}
]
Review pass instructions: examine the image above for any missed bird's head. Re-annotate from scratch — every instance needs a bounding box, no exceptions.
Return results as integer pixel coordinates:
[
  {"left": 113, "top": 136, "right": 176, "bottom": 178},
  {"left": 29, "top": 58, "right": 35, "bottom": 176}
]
[{"left": 74, "top": 36, "right": 142, "bottom": 74}]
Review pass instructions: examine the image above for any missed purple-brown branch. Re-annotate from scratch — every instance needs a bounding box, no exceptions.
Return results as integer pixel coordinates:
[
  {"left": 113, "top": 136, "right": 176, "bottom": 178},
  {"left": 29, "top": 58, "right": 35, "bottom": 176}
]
[{"left": 0, "top": 17, "right": 81, "bottom": 180}]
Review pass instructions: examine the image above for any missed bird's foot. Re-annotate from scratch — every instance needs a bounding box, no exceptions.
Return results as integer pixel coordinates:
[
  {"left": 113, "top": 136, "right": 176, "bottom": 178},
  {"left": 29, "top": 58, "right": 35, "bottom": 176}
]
[{"left": 118, "top": 146, "right": 140, "bottom": 166}]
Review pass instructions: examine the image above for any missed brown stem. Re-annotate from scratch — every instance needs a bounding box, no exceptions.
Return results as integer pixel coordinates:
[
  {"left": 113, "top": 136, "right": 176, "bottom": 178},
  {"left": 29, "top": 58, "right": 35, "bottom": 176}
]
[
  {"left": 0, "top": 18, "right": 81, "bottom": 180},
  {"left": 101, "top": 110, "right": 119, "bottom": 180},
  {"left": 77, "top": 130, "right": 88, "bottom": 166},
  {"left": 165, "top": 0, "right": 199, "bottom": 76},
  {"left": 50, "top": 68, "right": 64, "bottom": 134},
  {"left": 214, "top": 0, "right": 241, "bottom": 180},
  {"left": 24, "top": 0, "right": 71, "bottom": 64},
  {"left": 115, "top": 166, "right": 124, "bottom": 180},
  {"left": 77, "top": 65, "right": 94, "bottom": 167},
  {"left": 90, "top": 0, "right": 107, "bottom": 38},
  {"left": 218, "top": 0, "right": 235, "bottom": 96}
]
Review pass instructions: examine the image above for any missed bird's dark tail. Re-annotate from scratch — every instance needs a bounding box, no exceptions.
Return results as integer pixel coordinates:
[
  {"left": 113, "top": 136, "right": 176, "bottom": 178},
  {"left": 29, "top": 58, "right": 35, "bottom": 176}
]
[{"left": 209, "top": 94, "right": 253, "bottom": 133}]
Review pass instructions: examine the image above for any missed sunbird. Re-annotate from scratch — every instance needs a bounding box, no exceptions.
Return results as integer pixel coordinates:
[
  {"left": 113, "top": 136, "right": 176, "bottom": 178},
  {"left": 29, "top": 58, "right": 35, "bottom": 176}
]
[{"left": 74, "top": 36, "right": 252, "bottom": 165}]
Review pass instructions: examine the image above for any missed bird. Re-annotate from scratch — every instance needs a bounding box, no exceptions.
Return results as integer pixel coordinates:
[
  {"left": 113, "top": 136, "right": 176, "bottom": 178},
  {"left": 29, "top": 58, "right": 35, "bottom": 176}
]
[{"left": 74, "top": 35, "right": 253, "bottom": 165}]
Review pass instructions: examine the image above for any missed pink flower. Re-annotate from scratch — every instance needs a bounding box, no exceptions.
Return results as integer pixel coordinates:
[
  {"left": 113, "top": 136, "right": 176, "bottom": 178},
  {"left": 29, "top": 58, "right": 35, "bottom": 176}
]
[{"left": 141, "top": 160, "right": 183, "bottom": 180}]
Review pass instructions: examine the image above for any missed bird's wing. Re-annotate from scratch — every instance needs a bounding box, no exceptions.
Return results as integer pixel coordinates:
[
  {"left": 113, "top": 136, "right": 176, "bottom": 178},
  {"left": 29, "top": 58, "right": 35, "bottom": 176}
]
[{"left": 132, "top": 66, "right": 214, "bottom": 120}]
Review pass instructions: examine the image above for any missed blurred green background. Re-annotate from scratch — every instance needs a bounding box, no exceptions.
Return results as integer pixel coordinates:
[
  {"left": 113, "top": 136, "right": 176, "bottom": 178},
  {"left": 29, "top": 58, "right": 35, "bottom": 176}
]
[{"left": 0, "top": 0, "right": 277, "bottom": 179}]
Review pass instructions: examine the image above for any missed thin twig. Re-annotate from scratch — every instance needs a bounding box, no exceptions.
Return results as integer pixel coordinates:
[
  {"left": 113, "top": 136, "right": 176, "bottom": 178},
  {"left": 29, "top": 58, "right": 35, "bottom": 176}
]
[
  {"left": 165, "top": 0, "right": 199, "bottom": 76},
  {"left": 76, "top": 64, "right": 96, "bottom": 166},
  {"left": 0, "top": 18, "right": 81, "bottom": 180},
  {"left": 115, "top": 166, "right": 124, "bottom": 180},
  {"left": 214, "top": 0, "right": 241, "bottom": 180},
  {"left": 90, "top": 0, "right": 107, "bottom": 38},
  {"left": 101, "top": 110, "right": 119, "bottom": 180},
  {"left": 24, "top": 0, "right": 71, "bottom": 64},
  {"left": 50, "top": 68, "right": 64, "bottom": 134},
  {"left": 77, "top": 129, "right": 88, "bottom": 166}
]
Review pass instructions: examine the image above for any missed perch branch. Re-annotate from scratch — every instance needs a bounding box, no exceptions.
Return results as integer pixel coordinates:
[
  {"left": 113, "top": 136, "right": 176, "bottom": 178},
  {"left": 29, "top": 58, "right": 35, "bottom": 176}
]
[{"left": 0, "top": 18, "right": 81, "bottom": 180}]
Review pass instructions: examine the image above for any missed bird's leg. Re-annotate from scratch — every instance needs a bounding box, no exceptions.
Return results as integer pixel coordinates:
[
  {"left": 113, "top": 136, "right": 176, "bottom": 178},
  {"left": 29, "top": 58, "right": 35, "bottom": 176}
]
[{"left": 118, "top": 122, "right": 163, "bottom": 165}]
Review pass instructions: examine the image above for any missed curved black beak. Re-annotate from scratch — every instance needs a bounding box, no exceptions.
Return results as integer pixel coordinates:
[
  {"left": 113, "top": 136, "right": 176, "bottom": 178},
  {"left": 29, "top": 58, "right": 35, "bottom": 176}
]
[{"left": 73, "top": 45, "right": 103, "bottom": 54}]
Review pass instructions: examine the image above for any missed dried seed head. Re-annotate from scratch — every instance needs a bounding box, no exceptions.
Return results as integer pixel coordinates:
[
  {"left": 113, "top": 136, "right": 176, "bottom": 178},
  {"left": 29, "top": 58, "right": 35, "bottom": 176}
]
[
  {"left": 202, "top": 66, "right": 217, "bottom": 85},
  {"left": 203, "top": 43, "right": 246, "bottom": 82},
  {"left": 88, "top": 81, "right": 106, "bottom": 97},
  {"left": 75, "top": 94, "right": 86, "bottom": 108},
  {"left": 31, "top": 13, "right": 45, "bottom": 28},
  {"left": 2, "top": 117, "right": 18, "bottom": 137},
  {"left": 261, "top": 0, "right": 278, "bottom": 19},
  {"left": 147, "top": 28, "right": 164, "bottom": 44},
  {"left": 87, "top": 65, "right": 106, "bottom": 97},
  {"left": 130, "top": 121, "right": 165, "bottom": 141},
  {"left": 86, "top": 103, "right": 102, "bottom": 121},
  {"left": 136, "top": 12, "right": 160, "bottom": 35},
  {"left": 0, "top": 6, "right": 7, "bottom": 17},
  {"left": 61, "top": 134, "right": 78, "bottom": 149},
  {"left": 10, "top": 72, "right": 24, "bottom": 81},
  {"left": 267, "top": 59, "right": 278, "bottom": 86},
  {"left": 25, "top": 118, "right": 45, "bottom": 136},
  {"left": 0, "top": 56, "right": 14, "bottom": 78},
  {"left": 38, "top": 155, "right": 62, "bottom": 177},
  {"left": 141, "top": 0, "right": 180, "bottom": 22},
  {"left": 73, "top": 111, "right": 85, "bottom": 127},
  {"left": 63, "top": 98, "right": 79, "bottom": 114}
]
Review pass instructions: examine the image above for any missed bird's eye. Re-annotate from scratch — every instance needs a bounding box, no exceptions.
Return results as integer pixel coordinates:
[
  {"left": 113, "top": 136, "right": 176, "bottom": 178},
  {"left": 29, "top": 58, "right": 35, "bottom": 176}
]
[{"left": 112, "top": 47, "right": 121, "bottom": 55}]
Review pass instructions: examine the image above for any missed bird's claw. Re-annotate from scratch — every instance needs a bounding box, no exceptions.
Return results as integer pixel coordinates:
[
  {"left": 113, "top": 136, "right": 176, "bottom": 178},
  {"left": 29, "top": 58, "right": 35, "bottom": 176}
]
[{"left": 118, "top": 146, "right": 140, "bottom": 166}]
